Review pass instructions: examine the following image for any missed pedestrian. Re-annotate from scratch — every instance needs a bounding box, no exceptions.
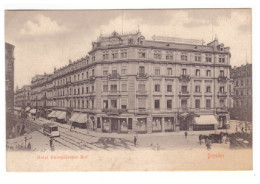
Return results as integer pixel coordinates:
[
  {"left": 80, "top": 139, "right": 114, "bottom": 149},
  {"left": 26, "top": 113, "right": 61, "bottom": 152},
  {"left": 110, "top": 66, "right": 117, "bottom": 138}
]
[
  {"left": 156, "top": 144, "right": 160, "bottom": 151},
  {"left": 134, "top": 135, "right": 137, "bottom": 146},
  {"left": 79, "top": 141, "right": 84, "bottom": 149},
  {"left": 206, "top": 140, "right": 211, "bottom": 150},
  {"left": 27, "top": 142, "right": 31, "bottom": 150},
  {"left": 49, "top": 138, "right": 53, "bottom": 148},
  {"left": 199, "top": 135, "right": 202, "bottom": 145},
  {"left": 70, "top": 124, "right": 73, "bottom": 132},
  {"left": 185, "top": 131, "right": 188, "bottom": 139}
]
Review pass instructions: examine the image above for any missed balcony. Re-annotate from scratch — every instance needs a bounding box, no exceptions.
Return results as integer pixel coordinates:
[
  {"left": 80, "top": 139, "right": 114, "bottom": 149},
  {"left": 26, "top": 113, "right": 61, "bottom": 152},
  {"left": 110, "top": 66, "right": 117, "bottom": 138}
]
[
  {"left": 217, "top": 92, "right": 227, "bottom": 97},
  {"left": 102, "top": 108, "right": 127, "bottom": 115},
  {"left": 136, "top": 108, "right": 149, "bottom": 115},
  {"left": 216, "top": 107, "right": 228, "bottom": 114},
  {"left": 136, "top": 90, "right": 147, "bottom": 96},
  {"left": 178, "top": 91, "right": 190, "bottom": 97},
  {"left": 108, "top": 73, "right": 120, "bottom": 80},
  {"left": 89, "top": 76, "right": 96, "bottom": 82},
  {"left": 218, "top": 76, "right": 228, "bottom": 83},
  {"left": 136, "top": 73, "right": 148, "bottom": 79},
  {"left": 179, "top": 75, "right": 191, "bottom": 82}
]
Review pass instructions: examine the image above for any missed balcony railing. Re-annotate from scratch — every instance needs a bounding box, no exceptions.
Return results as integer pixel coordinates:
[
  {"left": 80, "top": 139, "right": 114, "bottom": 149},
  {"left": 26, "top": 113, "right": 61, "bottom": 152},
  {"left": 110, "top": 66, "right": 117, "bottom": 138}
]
[
  {"left": 136, "top": 90, "right": 147, "bottom": 96},
  {"left": 218, "top": 76, "right": 228, "bottom": 83},
  {"left": 108, "top": 73, "right": 120, "bottom": 79},
  {"left": 216, "top": 107, "right": 228, "bottom": 114},
  {"left": 89, "top": 76, "right": 96, "bottom": 81},
  {"left": 137, "top": 73, "right": 148, "bottom": 79},
  {"left": 136, "top": 108, "right": 149, "bottom": 115},
  {"left": 102, "top": 108, "right": 127, "bottom": 115},
  {"left": 179, "top": 91, "right": 190, "bottom": 97},
  {"left": 218, "top": 92, "right": 227, "bottom": 97},
  {"left": 179, "top": 74, "right": 191, "bottom": 82}
]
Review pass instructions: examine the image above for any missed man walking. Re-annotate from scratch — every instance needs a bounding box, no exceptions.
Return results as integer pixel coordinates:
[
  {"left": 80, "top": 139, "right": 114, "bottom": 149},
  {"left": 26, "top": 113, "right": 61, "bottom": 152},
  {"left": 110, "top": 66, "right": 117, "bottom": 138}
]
[{"left": 134, "top": 136, "right": 137, "bottom": 147}]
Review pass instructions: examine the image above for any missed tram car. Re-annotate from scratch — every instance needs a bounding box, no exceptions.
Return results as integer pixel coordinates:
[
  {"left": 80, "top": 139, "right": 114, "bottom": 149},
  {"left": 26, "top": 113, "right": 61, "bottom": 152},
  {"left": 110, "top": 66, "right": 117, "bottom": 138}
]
[{"left": 43, "top": 123, "right": 60, "bottom": 137}]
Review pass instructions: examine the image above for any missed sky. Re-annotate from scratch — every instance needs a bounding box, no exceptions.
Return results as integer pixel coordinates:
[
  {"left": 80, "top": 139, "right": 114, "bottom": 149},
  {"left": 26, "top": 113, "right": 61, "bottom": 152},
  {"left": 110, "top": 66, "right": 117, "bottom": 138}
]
[{"left": 5, "top": 9, "right": 252, "bottom": 89}]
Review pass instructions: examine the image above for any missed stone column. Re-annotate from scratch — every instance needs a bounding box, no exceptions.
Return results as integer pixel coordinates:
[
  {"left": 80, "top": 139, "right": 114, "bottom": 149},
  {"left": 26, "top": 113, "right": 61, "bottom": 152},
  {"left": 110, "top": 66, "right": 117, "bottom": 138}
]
[{"left": 162, "top": 117, "right": 165, "bottom": 132}]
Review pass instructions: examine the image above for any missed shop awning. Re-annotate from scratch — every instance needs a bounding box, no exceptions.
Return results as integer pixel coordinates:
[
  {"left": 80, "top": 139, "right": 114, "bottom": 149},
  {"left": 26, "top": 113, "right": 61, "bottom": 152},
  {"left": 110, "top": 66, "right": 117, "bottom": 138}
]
[
  {"left": 25, "top": 107, "right": 30, "bottom": 111},
  {"left": 75, "top": 113, "right": 88, "bottom": 123},
  {"left": 69, "top": 113, "right": 81, "bottom": 122},
  {"left": 48, "top": 111, "right": 57, "bottom": 118},
  {"left": 193, "top": 115, "right": 218, "bottom": 125},
  {"left": 57, "top": 111, "right": 66, "bottom": 120},
  {"left": 54, "top": 111, "right": 63, "bottom": 118},
  {"left": 29, "top": 109, "right": 36, "bottom": 114}
]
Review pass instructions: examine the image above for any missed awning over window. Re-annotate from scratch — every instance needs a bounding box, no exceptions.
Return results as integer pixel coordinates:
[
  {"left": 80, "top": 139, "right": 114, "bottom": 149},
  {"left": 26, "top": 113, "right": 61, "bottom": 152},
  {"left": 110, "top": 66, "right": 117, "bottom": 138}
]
[
  {"left": 29, "top": 109, "right": 36, "bottom": 114},
  {"left": 54, "top": 111, "right": 63, "bottom": 118},
  {"left": 57, "top": 111, "right": 66, "bottom": 120},
  {"left": 48, "top": 111, "right": 57, "bottom": 118},
  {"left": 69, "top": 113, "right": 81, "bottom": 122},
  {"left": 75, "top": 113, "right": 88, "bottom": 123},
  {"left": 193, "top": 115, "right": 218, "bottom": 125}
]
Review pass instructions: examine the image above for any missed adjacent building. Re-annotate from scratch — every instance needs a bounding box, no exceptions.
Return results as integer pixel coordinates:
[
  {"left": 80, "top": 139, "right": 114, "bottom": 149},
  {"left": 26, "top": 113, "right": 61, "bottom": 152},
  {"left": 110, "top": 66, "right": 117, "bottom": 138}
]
[
  {"left": 25, "top": 31, "right": 233, "bottom": 133},
  {"left": 5, "top": 42, "right": 15, "bottom": 131},
  {"left": 231, "top": 63, "right": 252, "bottom": 122},
  {"left": 14, "top": 85, "right": 31, "bottom": 107}
]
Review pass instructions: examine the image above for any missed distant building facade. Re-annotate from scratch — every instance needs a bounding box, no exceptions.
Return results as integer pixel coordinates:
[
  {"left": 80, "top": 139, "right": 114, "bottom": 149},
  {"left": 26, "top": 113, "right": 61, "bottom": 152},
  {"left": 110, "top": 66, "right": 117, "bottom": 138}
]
[
  {"left": 5, "top": 42, "right": 15, "bottom": 131},
  {"left": 26, "top": 31, "right": 233, "bottom": 133},
  {"left": 231, "top": 64, "right": 252, "bottom": 122},
  {"left": 14, "top": 85, "right": 31, "bottom": 107}
]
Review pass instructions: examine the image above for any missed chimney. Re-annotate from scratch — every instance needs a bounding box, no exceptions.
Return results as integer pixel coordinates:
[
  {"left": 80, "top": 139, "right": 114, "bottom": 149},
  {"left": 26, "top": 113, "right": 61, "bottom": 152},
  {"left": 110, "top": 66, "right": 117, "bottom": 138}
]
[{"left": 69, "top": 59, "right": 72, "bottom": 64}]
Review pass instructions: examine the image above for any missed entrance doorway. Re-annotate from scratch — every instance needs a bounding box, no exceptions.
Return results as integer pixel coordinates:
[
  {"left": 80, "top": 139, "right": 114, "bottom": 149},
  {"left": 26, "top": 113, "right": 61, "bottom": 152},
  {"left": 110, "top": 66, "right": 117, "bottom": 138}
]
[
  {"left": 180, "top": 119, "right": 189, "bottom": 131},
  {"left": 111, "top": 118, "right": 118, "bottom": 132}
]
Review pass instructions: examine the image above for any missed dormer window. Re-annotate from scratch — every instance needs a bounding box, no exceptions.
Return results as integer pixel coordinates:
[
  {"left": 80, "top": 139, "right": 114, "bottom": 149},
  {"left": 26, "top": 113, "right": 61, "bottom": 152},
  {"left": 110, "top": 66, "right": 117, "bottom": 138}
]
[
  {"left": 195, "top": 56, "right": 201, "bottom": 62},
  {"left": 219, "top": 56, "right": 225, "bottom": 63},
  {"left": 128, "top": 38, "right": 133, "bottom": 45},
  {"left": 181, "top": 55, "right": 188, "bottom": 61},
  {"left": 138, "top": 50, "right": 146, "bottom": 58}
]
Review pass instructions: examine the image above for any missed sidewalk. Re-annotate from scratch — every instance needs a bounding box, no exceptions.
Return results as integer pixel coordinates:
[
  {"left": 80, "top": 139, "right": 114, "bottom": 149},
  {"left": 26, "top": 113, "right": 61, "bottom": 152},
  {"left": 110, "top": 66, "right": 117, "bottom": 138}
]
[{"left": 33, "top": 117, "right": 234, "bottom": 139}]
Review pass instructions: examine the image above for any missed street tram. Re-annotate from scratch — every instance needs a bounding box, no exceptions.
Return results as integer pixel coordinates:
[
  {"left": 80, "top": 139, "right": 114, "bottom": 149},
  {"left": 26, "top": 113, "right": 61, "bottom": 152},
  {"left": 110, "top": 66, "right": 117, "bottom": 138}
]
[{"left": 43, "top": 123, "right": 60, "bottom": 137}]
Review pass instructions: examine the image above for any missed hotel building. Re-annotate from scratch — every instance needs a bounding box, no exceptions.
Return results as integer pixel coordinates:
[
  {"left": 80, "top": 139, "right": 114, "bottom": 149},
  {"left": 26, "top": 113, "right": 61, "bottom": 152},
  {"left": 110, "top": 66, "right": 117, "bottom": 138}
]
[{"left": 26, "top": 31, "right": 233, "bottom": 133}]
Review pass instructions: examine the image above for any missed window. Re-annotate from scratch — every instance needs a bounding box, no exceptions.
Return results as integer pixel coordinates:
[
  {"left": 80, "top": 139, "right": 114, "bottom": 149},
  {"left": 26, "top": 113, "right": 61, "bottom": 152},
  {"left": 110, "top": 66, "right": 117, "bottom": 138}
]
[
  {"left": 138, "top": 98, "right": 146, "bottom": 109},
  {"left": 195, "top": 86, "right": 200, "bottom": 92},
  {"left": 138, "top": 51, "right": 146, "bottom": 58},
  {"left": 78, "top": 74, "right": 80, "bottom": 80},
  {"left": 139, "top": 66, "right": 145, "bottom": 74},
  {"left": 155, "top": 84, "right": 160, "bottom": 92},
  {"left": 196, "top": 69, "right": 200, "bottom": 76},
  {"left": 155, "top": 68, "right": 160, "bottom": 75},
  {"left": 111, "top": 85, "right": 117, "bottom": 92},
  {"left": 78, "top": 88, "right": 80, "bottom": 95},
  {"left": 103, "top": 68, "right": 108, "bottom": 75},
  {"left": 241, "top": 90, "right": 244, "bottom": 96},
  {"left": 167, "top": 100, "right": 172, "bottom": 109},
  {"left": 206, "top": 86, "right": 211, "bottom": 93},
  {"left": 195, "top": 56, "right": 201, "bottom": 62},
  {"left": 181, "top": 55, "right": 188, "bottom": 61},
  {"left": 167, "top": 85, "right": 172, "bottom": 92},
  {"left": 128, "top": 38, "right": 133, "bottom": 44},
  {"left": 78, "top": 100, "right": 80, "bottom": 109},
  {"left": 82, "top": 73, "right": 84, "bottom": 79},
  {"left": 182, "top": 68, "right": 187, "bottom": 75},
  {"left": 111, "top": 100, "right": 117, "bottom": 108},
  {"left": 112, "top": 53, "right": 118, "bottom": 59},
  {"left": 206, "top": 70, "right": 211, "bottom": 77},
  {"left": 91, "top": 99, "right": 94, "bottom": 109},
  {"left": 219, "top": 100, "right": 225, "bottom": 107},
  {"left": 128, "top": 118, "right": 132, "bottom": 130},
  {"left": 154, "top": 53, "right": 162, "bottom": 59},
  {"left": 112, "top": 70, "right": 117, "bottom": 78},
  {"left": 154, "top": 100, "right": 160, "bottom": 109},
  {"left": 92, "top": 69, "right": 95, "bottom": 76},
  {"left": 121, "top": 51, "right": 127, "bottom": 58},
  {"left": 92, "top": 85, "right": 94, "bottom": 92},
  {"left": 103, "top": 85, "right": 108, "bottom": 92},
  {"left": 103, "top": 100, "right": 108, "bottom": 108},
  {"left": 206, "top": 56, "right": 212, "bottom": 62},
  {"left": 241, "top": 80, "right": 244, "bottom": 86},
  {"left": 220, "top": 86, "right": 225, "bottom": 92},
  {"left": 82, "top": 87, "right": 84, "bottom": 94},
  {"left": 181, "top": 100, "right": 187, "bottom": 109},
  {"left": 195, "top": 99, "right": 200, "bottom": 108},
  {"left": 86, "top": 100, "right": 89, "bottom": 108},
  {"left": 166, "top": 55, "right": 173, "bottom": 60},
  {"left": 86, "top": 87, "right": 88, "bottom": 94},
  {"left": 121, "top": 67, "right": 127, "bottom": 74},
  {"left": 167, "top": 68, "right": 172, "bottom": 75},
  {"left": 220, "top": 70, "right": 224, "bottom": 77},
  {"left": 219, "top": 57, "right": 225, "bottom": 63},
  {"left": 121, "top": 84, "right": 127, "bottom": 91},
  {"left": 181, "top": 85, "right": 187, "bottom": 92},
  {"left": 206, "top": 99, "right": 211, "bottom": 109},
  {"left": 103, "top": 53, "right": 109, "bottom": 60},
  {"left": 121, "top": 99, "right": 127, "bottom": 109},
  {"left": 92, "top": 56, "right": 95, "bottom": 61},
  {"left": 82, "top": 100, "right": 84, "bottom": 109},
  {"left": 138, "top": 83, "right": 145, "bottom": 91}
]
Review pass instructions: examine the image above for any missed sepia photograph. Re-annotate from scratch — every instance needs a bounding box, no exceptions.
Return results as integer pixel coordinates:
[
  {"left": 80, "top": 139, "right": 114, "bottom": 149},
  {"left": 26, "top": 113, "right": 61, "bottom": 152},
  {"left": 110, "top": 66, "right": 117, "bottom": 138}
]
[{"left": 4, "top": 8, "right": 253, "bottom": 171}]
